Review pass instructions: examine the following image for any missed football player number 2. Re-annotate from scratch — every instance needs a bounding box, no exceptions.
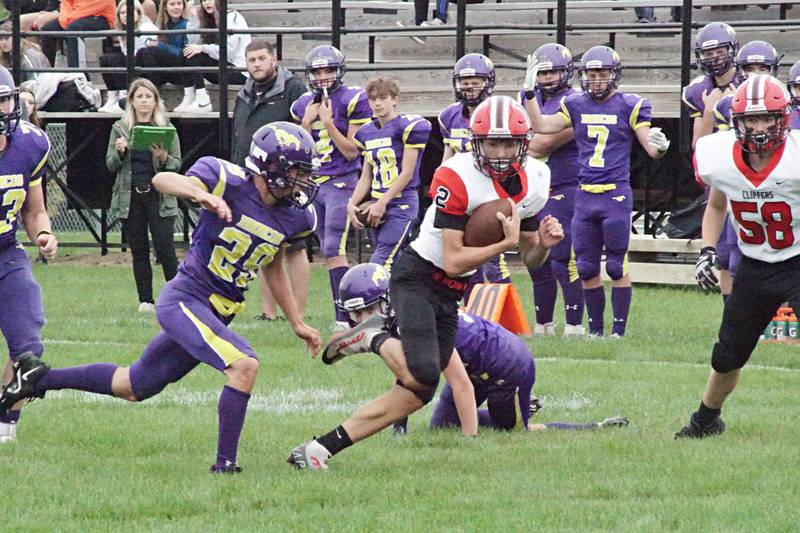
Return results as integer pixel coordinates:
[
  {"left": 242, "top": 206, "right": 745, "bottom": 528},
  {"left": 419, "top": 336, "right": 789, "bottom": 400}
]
[
  {"left": 730, "top": 200, "right": 794, "bottom": 249},
  {"left": 587, "top": 125, "right": 609, "bottom": 168}
]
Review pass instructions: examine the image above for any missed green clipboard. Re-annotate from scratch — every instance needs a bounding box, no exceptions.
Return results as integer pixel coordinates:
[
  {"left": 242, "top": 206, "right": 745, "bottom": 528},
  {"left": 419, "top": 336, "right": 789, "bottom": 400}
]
[{"left": 130, "top": 125, "right": 176, "bottom": 150}]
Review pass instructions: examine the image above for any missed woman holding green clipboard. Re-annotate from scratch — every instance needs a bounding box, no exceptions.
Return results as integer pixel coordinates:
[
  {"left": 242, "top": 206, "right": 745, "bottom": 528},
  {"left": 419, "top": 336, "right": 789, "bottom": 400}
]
[{"left": 106, "top": 78, "right": 181, "bottom": 313}]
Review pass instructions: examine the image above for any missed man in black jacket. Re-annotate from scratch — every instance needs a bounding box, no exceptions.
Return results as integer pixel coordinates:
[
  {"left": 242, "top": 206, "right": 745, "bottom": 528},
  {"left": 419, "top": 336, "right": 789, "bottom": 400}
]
[{"left": 231, "top": 38, "right": 311, "bottom": 322}]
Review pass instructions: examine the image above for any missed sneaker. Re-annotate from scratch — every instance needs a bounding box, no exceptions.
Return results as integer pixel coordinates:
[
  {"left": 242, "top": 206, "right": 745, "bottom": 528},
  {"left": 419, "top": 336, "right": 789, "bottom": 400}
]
[
  {"left": 395, "top": 20, "right": 425, "bottom": 45},
  {"left": 0, "top": 352, "right": 49, "bottom": 415},
  {"left": 599, "top": 416, "right": 629, "bottom": 428},
  {"left": 674, "top": 414, "right": 726, "bottom": 439},
  {"left": 0, "top": 422, "right": 16, "bottom": 443},
  {"left": 287, "top": 439, "right": 331, "bottom": 470},
  {"left": 98, "top": 91, "right": 120, "bottom": 113},
  {"left": 533, "top": 322, "right": 556, "bottom": 336},
  {"left": 184, "top": 94, "right": 212, "bottom": 113},
  {"left": 322, "top": 314, "right": 386, "bottom": 365},
  {"left": 138, "top": 302, "right": 156, "bottom": 313},
  {"left": 172, "top": 89, "right": 196, "bottom": 112},
  {"left": 421, "top": 18, "right": 445, "bottom": 26},
  {"left": 563, "top": 324, "right": 586, "bottom": 337},
  {"left": 210, "top": 460, "right": 242, "bottom": 474}
]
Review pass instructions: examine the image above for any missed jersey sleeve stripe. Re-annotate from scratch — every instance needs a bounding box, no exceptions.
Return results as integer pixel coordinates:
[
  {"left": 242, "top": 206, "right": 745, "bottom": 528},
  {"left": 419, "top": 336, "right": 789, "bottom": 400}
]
[
  {"left": 212, "top": 161, "right": 227, "bottom": 197},
  {"left": 189, "top": 176, "right": 209, "bottom": 192},
  {"left": 629, "top": 98, "right": 648, "bottom": 130},
  {"left": 31, "top": 140, "right": 51, "bottom": 178},
  {"left": 557, "top": 98, "right": 572, "bottom": 126}
]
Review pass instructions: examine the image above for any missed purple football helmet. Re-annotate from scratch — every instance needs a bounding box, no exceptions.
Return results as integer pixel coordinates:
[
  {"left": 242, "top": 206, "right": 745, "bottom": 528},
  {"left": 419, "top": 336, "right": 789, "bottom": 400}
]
[
  {"left": 304, "top": 45, "right": 346, "bottom": 94},
  {"left": 694, "top": 22, "right": 739, "bottom": 78},
  {"left": 452, "top": 53, "right": 495, "bottom": 106},
  {"left": 245, "top": 122, "right": 319, "bottom": 209},
  {"left": 787, "top": 61, "right": 800, "bottom": 107},
  {"left": 735, "top": 40, "right": 782, "bottom": 84},
  {"left": 532, "top": 43, "right": 574, "bottom": 96},
  {"left": 578, "top": 46, "right": 622, "bottom": 100},
  {"left": 0, "top": 66, "right": 20, "bottom": 135},
  {"left": 338, "top": 263, "right": 393, "bottom": 327}
]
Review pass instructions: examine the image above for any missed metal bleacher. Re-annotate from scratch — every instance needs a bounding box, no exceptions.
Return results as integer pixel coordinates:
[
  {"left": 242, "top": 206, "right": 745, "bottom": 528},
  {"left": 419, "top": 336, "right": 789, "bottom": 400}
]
[{"left": 5, "top": 0, "right": 800, "bottom": 281}]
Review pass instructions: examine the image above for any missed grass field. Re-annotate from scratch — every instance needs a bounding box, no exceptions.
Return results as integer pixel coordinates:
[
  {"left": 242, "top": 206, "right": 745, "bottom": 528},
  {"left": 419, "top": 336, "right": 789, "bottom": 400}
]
[{"left": 2, "top": 248, "right": 799, "bottom": 531}]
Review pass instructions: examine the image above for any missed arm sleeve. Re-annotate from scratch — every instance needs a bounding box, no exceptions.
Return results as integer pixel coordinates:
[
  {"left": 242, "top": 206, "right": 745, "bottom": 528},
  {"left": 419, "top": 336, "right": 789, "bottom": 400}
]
[
  {"left": 290, "top": 97, "right": 304, "bottom": 123},
  {"left": 185, "top": 156, "right": 224, "bottom": 195},
  {"left": 681, "top": 85, "right": 702, "bottom": 118},
  {"left": 555, "top": 96, "right": 572, "bottom": 127},
  {"left": 29, "top": 133, "right": 51, "bottom": 187},
  {"left": 629, "top": 97, "right": 652, "bottom": 131},
  {"left": 348, "top": 90, "right": 373, "bottom": 125},
  {"left": 429, "top": 166, "right": 469, "bottom": 216}
]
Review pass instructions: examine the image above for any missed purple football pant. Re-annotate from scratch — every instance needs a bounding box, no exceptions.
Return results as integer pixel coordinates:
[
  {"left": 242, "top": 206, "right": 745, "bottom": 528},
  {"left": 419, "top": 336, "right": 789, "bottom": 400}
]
[
  {"left": 0, "top": 246, "right": 44, "bottom": 360},
  {"left": 716, "top": 215, "right": 742, "bottom": 275},
  {"left": 129, "top": 278, "right": 258, "bottom": 400},
  {"left": 529, "top": 187, "right": 584, "bottom": 325},
  {"left": 430, "top": 382, "right": 517, "bottom": 430},
  {"left": 313, "top": 172, "right": 359, "bottom": 258},
  {"left": 368, "top": 194, "right": 418, "bottom": 272},
  {"left": 572, "top": 185, "right": 633, "bottom": 281}
]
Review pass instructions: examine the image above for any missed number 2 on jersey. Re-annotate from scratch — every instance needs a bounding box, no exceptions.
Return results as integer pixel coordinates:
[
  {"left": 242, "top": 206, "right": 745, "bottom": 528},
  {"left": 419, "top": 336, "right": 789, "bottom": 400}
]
[
  {"left": 730, "top": 200, "right": 794, "bottom": 249},
  {"left": 587, "top": 125, "right": 609, "bottom": 168}
]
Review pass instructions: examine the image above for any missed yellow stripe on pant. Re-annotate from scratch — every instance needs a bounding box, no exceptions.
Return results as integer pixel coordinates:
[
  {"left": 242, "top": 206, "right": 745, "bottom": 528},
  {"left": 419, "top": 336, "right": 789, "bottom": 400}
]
[{"left": 179, "top": 302, "right": 248, "bottom": 367}]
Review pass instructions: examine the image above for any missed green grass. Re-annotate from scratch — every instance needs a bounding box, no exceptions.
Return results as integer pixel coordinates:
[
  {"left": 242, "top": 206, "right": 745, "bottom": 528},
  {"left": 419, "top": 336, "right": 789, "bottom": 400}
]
[{"left": 2, "top": 249, "right": 799, "bottom": 531}]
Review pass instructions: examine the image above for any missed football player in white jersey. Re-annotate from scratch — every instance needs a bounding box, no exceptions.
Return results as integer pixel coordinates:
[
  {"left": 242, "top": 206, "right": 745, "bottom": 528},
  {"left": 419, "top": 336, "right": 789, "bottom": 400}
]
[
  {"left": 677, "top": 75, "right": 800, "bottom": 438},
  {"left": 288, "top": 96, "right": 564, "bottom": 469}
]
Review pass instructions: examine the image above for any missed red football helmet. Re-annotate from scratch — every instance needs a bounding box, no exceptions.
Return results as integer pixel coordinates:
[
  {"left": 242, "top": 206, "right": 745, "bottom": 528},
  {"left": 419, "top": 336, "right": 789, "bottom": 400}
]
[
  {"left": 731, "top": 74, "right": 790, "bottom": 153},
  {"left": 468, "top": 95, "right": 532, "bottom": 179}
]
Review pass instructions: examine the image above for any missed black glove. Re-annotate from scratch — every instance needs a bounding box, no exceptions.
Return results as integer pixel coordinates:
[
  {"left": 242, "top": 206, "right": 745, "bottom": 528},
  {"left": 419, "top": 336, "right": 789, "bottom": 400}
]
[{"left": 695, "top": 246, "right": 719, "bottom": 290}]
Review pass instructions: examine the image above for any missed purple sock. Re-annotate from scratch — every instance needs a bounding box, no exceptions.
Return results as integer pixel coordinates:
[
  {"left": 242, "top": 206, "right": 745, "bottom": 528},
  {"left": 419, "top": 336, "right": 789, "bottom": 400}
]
[
  {"left": 611, "top": 286, "right": 632, "bottom": 336},
  {"left": 545, "top": 421, "right": 599, "bottom": 430},
  {"left": 0, "top": 410, "right": 20, "bottom": 424},
  {"left": 583, "top": 286, "right": 605, "bottom": 336},
  {"left": 34, "top": 363, "right": 118, "bottom": 397},
  {"left": 554, "top": 264, "right": 585, "bottom": 326},
  {"left": 477, "top": 409, "right": 493, "bottom": 427},
  {"left": 215, "top": 385, "right": 250, "bottom": 467},
  {"left": 531, "top": 269, "right": 557, "bottom": 325},
  {"left": 329, "top": 266, "right": 349, "bottom": 322}
]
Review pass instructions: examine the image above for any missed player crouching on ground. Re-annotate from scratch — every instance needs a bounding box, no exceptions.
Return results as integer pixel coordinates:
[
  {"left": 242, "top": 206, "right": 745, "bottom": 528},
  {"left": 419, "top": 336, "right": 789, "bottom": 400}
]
[
  {"left": 678, "top": 75, "right": 800, "bottom": 439},
  {"left": 287, "top": 95, "right": 564, "bottom": 471},
  {"left": 326, "top": 263, "right": 629, "bottom": 434},
  {"left": 0, "top": 122, "right": 322, "bottom": 472}
]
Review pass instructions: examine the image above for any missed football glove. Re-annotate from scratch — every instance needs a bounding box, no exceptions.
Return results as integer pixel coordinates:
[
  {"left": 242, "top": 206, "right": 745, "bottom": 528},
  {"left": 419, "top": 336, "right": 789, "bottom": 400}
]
[
  {"left": 695, "top": 246, "right": 719, "bottom": 290},
  {"left": 647, "top": 127, "right": 670, "bottom": 153},
  {"left": 523, "top": 54, "right": 539, "bottom": 93}
]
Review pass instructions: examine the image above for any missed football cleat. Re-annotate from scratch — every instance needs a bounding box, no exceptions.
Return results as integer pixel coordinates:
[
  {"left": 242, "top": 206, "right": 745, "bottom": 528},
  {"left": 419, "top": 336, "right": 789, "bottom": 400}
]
[
  {"left": 675, "top": 415, "right": 726, "bottom": 439},
  {"left": 0, "top": 352, "right": 49, "bottom": 416},
  {"left": 599, "top": 416, "right": 629, "bottom": 428},
  {"left": 322, "top": 314, "right": 387, "bottom": 365},
  {"left": 562, "top": 324, "right": 585, "bottom": 337},
  {"left": 530, "top": 397, "right": 543, "bottom": 415},
  {"left": 287, "top": 439, "right": 331, "bottom": 470},
  {"left": 0, "top": 422, "right": 17, "bottom": 443},
  {"left": 210, "top": 460, "right": 242, "bottom": 474},
  {"left": 533, "top": 322, "right": 556, "bottom": 336}
]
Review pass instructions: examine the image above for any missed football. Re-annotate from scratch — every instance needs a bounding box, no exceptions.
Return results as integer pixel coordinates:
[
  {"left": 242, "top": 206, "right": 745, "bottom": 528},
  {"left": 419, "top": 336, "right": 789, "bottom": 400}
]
[
  {"left": 356, "top": 200, "right": 384, "bottom": 226},
  {"left": 463, "top": 198, "right": 513, "bottom": 247}
]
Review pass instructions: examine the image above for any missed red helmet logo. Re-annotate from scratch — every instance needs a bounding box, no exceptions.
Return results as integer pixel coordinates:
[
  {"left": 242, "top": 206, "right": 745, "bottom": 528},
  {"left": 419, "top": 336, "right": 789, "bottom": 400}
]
[{"left": 468, "top": 96, "right": 532, "bottom": 179}]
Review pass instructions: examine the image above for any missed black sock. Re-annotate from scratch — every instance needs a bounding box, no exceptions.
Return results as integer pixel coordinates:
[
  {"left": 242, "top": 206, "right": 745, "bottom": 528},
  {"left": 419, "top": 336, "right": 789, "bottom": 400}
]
[
  {"left": 694, "top": 402, "right": 721, "bottom": 427},
  {"left": 317, "top": 425, "right": 353, "bottom": 456},
  {"left": 370, "top": 331, "right": 392, "bottom": 355}
]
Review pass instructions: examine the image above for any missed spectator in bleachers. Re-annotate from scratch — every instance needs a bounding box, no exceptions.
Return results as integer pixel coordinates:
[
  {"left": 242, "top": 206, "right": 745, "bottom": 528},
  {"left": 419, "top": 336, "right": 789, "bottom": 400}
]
[
  {"left": 397, "top": 0, "right": 483, "bottom": 44},
  {"left": 141, "top": 0, "right": 156, "bottom": 21},
  {"left": 40, "top": 0, "right": 116, "bottom": 68},
  {"left": 0, "top": 20, "right": 51, "bottom": 82},
  {"left": 98, "top": 0, "right": 157, "bottom": 112},
  {"left": 176, "top": 0, "right": 249, "bottom": 112},
  {"left": 106, "top": 78, "right": 181, "bottom": 312},
  {"left": 230, "top": 38, "right": 309, "bottom": 321},
  {"left": 135, "top": 0, "right": 190, "bottom": 95},
  {"left": 19, "top": 87, "right": 44, "bottom": 128},
  {"left": 9, "top": 1, "right": 60, "bottom": 47},
  {"left": 634, "top": 7, "right": 657, "bottom": 23}
]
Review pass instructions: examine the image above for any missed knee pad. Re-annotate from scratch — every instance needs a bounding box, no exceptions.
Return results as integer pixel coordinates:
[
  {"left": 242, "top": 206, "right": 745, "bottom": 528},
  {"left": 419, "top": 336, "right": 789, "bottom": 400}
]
[
  {"left": 605, "top": 258, "right": 625, "bottom": 281},
  {"left": 711, "top": 341, "right": 750, "bottom": 373},
  {"left": 396, "top": 378, "right": 437, "bottom": 405},
  {"left": 577, "top": 259, "right": 600, "bottom": 281}
]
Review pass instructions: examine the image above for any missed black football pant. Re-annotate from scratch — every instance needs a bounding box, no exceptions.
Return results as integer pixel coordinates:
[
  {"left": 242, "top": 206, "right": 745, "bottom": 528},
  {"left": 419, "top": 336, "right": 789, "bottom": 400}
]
[{"left": 711, "top": 253, "right": 800, "bottom": 373}]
